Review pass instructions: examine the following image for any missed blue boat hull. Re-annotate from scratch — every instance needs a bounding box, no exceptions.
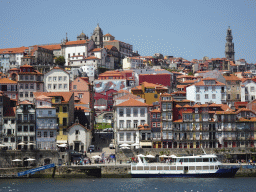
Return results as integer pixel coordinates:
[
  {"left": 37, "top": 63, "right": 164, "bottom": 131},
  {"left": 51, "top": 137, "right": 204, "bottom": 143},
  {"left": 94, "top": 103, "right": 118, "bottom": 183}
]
[{"left": 131, "top": 167, "right": 239, "bottom": 178}]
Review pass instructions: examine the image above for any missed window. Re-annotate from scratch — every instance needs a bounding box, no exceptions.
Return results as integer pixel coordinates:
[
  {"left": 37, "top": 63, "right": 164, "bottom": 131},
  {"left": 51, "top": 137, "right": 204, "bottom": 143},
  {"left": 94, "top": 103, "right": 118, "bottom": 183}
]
[
  {"left": 18, "top": 126, "right": 22, "bottom": 132},
  {"left": 30, "top": 126, "right": 34, "bottom": 132},
  {"left": 58, "top": 76, "right": 62, "bottom": 81},
  {"left": 205, "top": 94, "right": 208, "bottom": 99},
  {"left": 24, "top": 126, "right": 28, "bottom": 132},
  {"left": 119, "top": 109, "right": 124, "bottom": 117},
  {"left": 157, "top": 122, "right": 161, "bottom": 127},
  {"left": 133, "top": 108, "right": 138, "bottom": 117},
  {"left": 29, "top": 114, "right": 34, "bottom": 120},
  {"left": 53, "top": 84, "right": 57, "bottom": 89},
  {"left": 196, "top": 87, "right": 200, "bottom": 92},
  {"left": 119, "top": 120, "right": 124, "bottom": 128},
  {"left": 30, "top": 75, "right": 34, "bottom": 80},
  {"left": 119, "top": 133, "right": 124, "bottom": 141},
  {"left": 64, "top": 76, "right": 67, "bottom": 81},
  {"left": 212, "top": 94, "right": 216, "bottom": 99},
  {"left": 50, "top": 131, "right": 54, "bottom": 137},
  {"left": 44, "top": 131, "right": 47, "bottom": 137},
  {"left": 48, "top": 77, "right": 52, "bottom": 82},
  {"left": 4, "top": 119, "right": 8, "bottom": 124},
  {"left": 73, "top": 85, "right": 77, "bottom": 90},
  {"left": 24, "top": 136, "right": 28, "bottom": 142},
  {"left": 127, "top": 120, "right": 131, "bottom": 128},
  {"left": 11, "top": 119, "right": 15, "bottom": 124},
  {"left": 204, "top": 87, "right": 208, "bottom": 91},
  {"left": 212, "top": 86, "right": 216, "bottom": 91},
  {"left": 228, "top": 94, "right": 231, "bottom": 100},
  {"left": 48, "top": 110, "right": 52, "bottom": 115},
  {"left": 126, "top": 133, "right": 131, "bottom": 141},
  {"left": 20, "top": 93, "right": 23, "bottom": 98},
  {"left": 56, "top": 107, "right": 59, "bottom": 113},
  {"left": 126, "top": 108, "right": 131, "bottom": 117},
  {"left": 154, "top": 94, "right": 158, "bottom": 98},
  {"left": 63, "top": 106, "right": 67, "bottom": 113},
  {"left": 20, "top": 75, "right": 24, "bottom": 80},
  {"left": 25, "top": 84, "right": 29, "bottom": 89},
  {"left": 30, "top": 136, "right": 34, "bottom": 142},
  {"left": 30, "top": 83, "right": 34, "bottom": 89},
  {"left": 20, "top": 84, "right": 24, "bottom": 89},
  {"left": 53, "top": 77, "right": 57, "bottom": 81},
  {"left": 78, "top": 93, "right": 83, "bottom": 98},
  {"left": 251, "top": 87, "right": 255, "bottom": 92},
  {"left": 4, "top": 138, "right": 8, "bottom": 142},
  {"left": 140, "top": 108, "right": 145, "bottom": 117},
  {"left": 30, "top": 92, "right": 33, "bottom": 97},
  {"left": 196, "top": 94, "right": 200, "bottom": 101},
  {"left": 134, "top": 120, "right": 138, "bottom": 128},
  {"left": 64, "top": 84, "right": 67, "bottom": 89},
  {"left": 48, "top": 84, "right": 52, "bottom": 89},
  {"left": 25, "top": 75, "right": 28, "bottom": 80},
  {"left": 11, "top": 138, "right": 15, "bottom": 142},
  {"left": 75, "top": 130, "right": 79, "bottom": 135},
  {"left": 59, "top": 84, "right": 62, "bottom": 89},
  {"left": 153, "top": 113, "right": 156, "bottom": 118},
  {"left": 237, "top": 94, "right": 240, "bottom": 99},
  {"left": 63, "top": 118, "right": 67, "bottom": 126},
  {"left": 68, "top": 54, "right": 70, "bottom": 58}
]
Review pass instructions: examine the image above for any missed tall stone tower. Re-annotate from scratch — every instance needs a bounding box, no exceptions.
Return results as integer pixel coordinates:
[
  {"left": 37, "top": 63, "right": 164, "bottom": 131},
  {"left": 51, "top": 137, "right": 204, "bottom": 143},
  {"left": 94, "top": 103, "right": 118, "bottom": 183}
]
[
  {"left": 91, "top": 24, "right": 103, "bottom": 48},
  {"left": 225, "top": 26, "right": 235, "bottom": 61}
]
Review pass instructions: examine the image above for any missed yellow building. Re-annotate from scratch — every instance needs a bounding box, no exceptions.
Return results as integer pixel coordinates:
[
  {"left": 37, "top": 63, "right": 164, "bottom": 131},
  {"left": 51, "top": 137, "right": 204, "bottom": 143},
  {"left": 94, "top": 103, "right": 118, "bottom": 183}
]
[
  {"left": 131, "top": 82, "right": 168, "bottom": 105},
  {"left": 34, "top": 92, "right": 74, "bottom": 144}
]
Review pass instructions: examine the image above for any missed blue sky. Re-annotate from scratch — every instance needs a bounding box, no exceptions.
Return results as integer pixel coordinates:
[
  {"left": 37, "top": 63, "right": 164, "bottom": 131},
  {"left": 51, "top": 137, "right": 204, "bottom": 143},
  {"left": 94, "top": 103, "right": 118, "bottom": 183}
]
[{"left": 0, "top": 0, "right": 256, "bottom": 62}]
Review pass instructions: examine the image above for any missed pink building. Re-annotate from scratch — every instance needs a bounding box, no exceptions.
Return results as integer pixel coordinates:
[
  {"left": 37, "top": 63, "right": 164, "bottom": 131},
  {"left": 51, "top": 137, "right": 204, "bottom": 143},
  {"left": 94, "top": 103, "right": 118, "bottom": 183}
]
[{"left": 70, "top": 77, "right": 90, "bottom": 107}]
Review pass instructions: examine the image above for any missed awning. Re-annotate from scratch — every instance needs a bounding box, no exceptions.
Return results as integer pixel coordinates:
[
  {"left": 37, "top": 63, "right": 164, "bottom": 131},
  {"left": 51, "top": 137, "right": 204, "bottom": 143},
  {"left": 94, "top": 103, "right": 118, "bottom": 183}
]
[
  {"left": 140, "top": 142, "right": 152, "bottom": 146},
  {"left": 56, "top": 140, "right": 67, "bottom": 144}
]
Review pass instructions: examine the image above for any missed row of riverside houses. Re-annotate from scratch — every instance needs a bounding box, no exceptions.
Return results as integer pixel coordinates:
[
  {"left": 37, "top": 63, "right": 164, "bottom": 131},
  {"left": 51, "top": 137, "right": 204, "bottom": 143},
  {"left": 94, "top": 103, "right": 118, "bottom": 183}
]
[{"left": 0, "top": 64, "right": 92, "bottom": 156}]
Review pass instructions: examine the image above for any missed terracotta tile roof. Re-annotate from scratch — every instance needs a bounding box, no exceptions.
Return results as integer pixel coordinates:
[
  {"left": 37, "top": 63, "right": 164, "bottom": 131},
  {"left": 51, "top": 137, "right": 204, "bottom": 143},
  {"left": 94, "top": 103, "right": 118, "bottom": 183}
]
[
  {"left": 0, "top": 78, "right": 17, "bottom": 84},
  {"left": 183, "top": 104, "right": 192, "bottom": 108},
  {"left": 21, "top": 64, "right": 32, "bottom": 68},
  {"left": 116, "top": 98, "right": 149, "bottom": 107},
  {"left": 140, "top": 82, "right": 168, "bottom": 89},
  {"left": 19, "top": 100, "right": 33, "bottom": 105},
  {"left": 150, "top": 109, "right": 161, "bottom": 113},
  {"left": 65, "top": 40, "right": 89, "bottom": 46},
  {"left": 0, "top": 46, "right": 28, "bottom": 54},
  {"left": 173, "top": 120, "right": 183, "bottom": 123},
  {"left": 117, "top": 89, "right": 130, "bottom": 94},
  {"left": 223, "top": 74, "right": 241, "bottom": 81},
  {"left": 192, "top": 104, "right": 201, "bottom": 108},
  {"left": 37, "top": 106, "right": 55, "bottom": 109},
  {"left": 104, "top": 45, "right": 118, "bottom": 51},
  {"left": 40, "top": 44, "right": 61, "bottom": 50},
  {"left": 84, "top": 56, "right": 99, "bottom": 60},
  {"left": 177, "top": 75, "right": 195, "bottom": 79},
  {"left": 193, "top": 80, "right": 225, "bottom": 86},
  {"left": 161, "top": 93, "right": 172, "bottom": 96},
  {"left": 182, "top": 80, "right": 198, "bottom": 84},
  {"left": 202, "top": 77, "right": 217, "bottom": 81},
  {"left": 131, "top": 85, "right": 142, "bottom": 90},
  {"left": 177, "top": 85, "right": 188, "bottom": 88},
  {"left": 90, "top": 48, "right": 102, "bottom": 52},
  {"left": 171, "top": 91, "right": 186, "bottom": 95},
  {"left": 175, "top": 104, "right": 182, "bottom": 108},
  {"left": 115, "top": 93, "right": 142, "bottom": 101},
  {"left": 75, "top": 106, "right": 90, "bottom": 112},
  {"left": 9, "top": 68, "right": 19, "bottom": 71},
  {"left": 104, "top": 33, "right": 113, "bottom": 37},
  {"left": 3, "top": 107, "right": 16, "bottom": 117},
  {"left": 33, "top": 92, "right": 73, "bottom": 103}
]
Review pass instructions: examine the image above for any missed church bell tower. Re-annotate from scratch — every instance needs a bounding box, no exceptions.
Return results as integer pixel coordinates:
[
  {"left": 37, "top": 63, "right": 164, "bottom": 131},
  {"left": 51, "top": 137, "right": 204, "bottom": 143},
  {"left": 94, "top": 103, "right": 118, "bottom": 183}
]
[{"left": 225, "top": 26, "right": 235, "bottom": 61}]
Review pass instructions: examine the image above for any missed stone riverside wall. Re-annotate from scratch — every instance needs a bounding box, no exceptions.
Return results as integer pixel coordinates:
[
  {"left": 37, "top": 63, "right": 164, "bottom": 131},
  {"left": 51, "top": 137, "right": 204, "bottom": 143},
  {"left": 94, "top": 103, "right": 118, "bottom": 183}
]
[
  {"left": 116, "top": 147, "right": 256, "bottom": 162},
  {"left": 0, "top": 150, "right": 60, "bottom": 168}
]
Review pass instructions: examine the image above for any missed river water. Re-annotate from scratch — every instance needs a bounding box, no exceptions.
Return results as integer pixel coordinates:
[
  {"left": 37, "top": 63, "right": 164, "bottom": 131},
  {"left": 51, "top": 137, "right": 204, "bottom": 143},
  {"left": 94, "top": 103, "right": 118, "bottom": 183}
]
[{"left": 0, "top": 177, "right": 254, "bottom": 192}]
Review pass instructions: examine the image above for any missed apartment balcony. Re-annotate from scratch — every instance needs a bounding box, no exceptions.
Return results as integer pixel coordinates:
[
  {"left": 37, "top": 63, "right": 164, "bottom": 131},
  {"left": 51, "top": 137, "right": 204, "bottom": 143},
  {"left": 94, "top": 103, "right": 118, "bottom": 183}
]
[
  {"left": 151, "top": 118, "right": 161, "bottom": 122},
  {"left": 37, "top": 123, "right": 58, "bottom": 129},
  {"left": 17, "top": 120, "right": 36, "bottom": 124},
  {"left": 119, "top": 127, "right": 137, "bottom": 131}
]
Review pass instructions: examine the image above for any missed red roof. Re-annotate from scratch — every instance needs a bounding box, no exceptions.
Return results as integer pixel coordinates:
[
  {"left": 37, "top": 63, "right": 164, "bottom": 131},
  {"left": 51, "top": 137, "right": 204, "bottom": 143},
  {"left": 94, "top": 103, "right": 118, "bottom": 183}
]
[
  {"left": 116, "top": 98, "right": 149, "bottom": 107},
  {"left": 3, "top": 107, "right": 16, "bottom": 117},
  {"left": 65, "top": 40, "right": 89, "bottom": 46}
]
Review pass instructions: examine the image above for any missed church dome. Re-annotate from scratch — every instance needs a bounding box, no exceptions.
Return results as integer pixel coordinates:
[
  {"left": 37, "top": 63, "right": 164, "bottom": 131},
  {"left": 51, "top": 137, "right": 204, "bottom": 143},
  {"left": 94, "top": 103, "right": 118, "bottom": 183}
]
[{"left": 77, "top": 31, "right": 86, "bottom": 38}]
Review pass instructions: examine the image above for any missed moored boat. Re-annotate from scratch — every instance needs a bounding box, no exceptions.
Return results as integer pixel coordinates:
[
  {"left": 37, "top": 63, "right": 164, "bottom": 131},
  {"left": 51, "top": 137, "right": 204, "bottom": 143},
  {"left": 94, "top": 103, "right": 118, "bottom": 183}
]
[{"left": 131, "top": 154, "right": 239, "bottom": 178}]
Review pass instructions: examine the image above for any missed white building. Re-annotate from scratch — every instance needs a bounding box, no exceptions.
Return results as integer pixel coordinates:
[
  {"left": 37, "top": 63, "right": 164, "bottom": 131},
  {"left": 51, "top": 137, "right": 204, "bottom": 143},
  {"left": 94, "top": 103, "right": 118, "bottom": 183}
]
[
  {"left": 123, "top": 57, "right": 143, "bottom": 70},
  {"left": 241, "top": 79, "right": 256, "bottom": 102},
  {"left": 2, "top": 107, "right": 16, "bottom": 150},
  {"left": 186, "top": 78, "right": 226, "bottom": 104},
  {"left": 114, "top": 98, "right": 149, "bottom": 147},
  {"left": 61, "top": 39, "right": 94, "bottom": 66},
  {"left": 34, "top": 95, "right": 58, "bottom": 150},
  {"left": 67, "top": 122, "right": 91, "bottom": 152},
  {"left": 44, "top": 66, "right": 70, "bottom": 92}
]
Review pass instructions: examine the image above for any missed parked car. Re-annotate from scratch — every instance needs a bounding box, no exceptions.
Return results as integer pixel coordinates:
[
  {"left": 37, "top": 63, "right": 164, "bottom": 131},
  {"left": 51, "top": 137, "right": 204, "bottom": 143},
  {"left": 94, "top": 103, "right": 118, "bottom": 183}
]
[
  {"left": 103, "top": 128, "right": 114, "bottom": 132},
  {"left": 88, "top": 145, "right": 95, "bottom": 152},
  {"left": 109, "top": 143, "right": 115, "bottom": 149}
]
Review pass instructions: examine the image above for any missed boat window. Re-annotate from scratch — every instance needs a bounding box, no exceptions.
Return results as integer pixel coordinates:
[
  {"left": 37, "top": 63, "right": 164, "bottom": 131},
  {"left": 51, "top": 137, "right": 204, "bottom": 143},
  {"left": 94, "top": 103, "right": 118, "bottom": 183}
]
[
  {"left": 196, "top": 158, "right": 202, "bottom": 162},
  {"left": 203, "top": 158, "right": 209, "bottom": 162},
  {"left": 203, "top": 166, "right": 209, "bottom": 170},
  {"left": 150, "top": 166, "right": 156, "bottom": 170},
  {"left": 184, "top": 158, "right": 188, "bottom": 162},
  {"left": 216, "top": 166, "right": 219, "bottom": 169},
  {"left": 144, "top": 166, "right": 149, "bottom": 170},
  {"left": 210, "top": 166, "right": 214, "bottom": 170},
  {"left": 157, "top": 166, "right": 163, "bottom": 170},
  {"left": 132, "top": 166, "right": 136, "bottom": 170},
  {"left": 137, "top": 166, "right": 143, "bottom": 170},
  {"left": 164, "top": 166, "right": 169, "bottom": 170},
  {"left": 170, "top": 166, "right": 176, "bottom": 170},
  {"left": 196, "top": 166, "right": 201, "bottom": 170},
  {"left": 214, "top": 158, "right": 217, "bottom": 162},
  {"left": 189, "top": 166, "right": 195, "bottom": 170},
  {"left": 210, "top": 158, "right": 213, "bottom": 162},
  {"left": 177, "top": 166, "right": 183, "bottom": 170},
  {"left": 179, "top": 158, "right": 184, "bottom": 162},
  {"left": 189, "top": 158, "right": 195, "bottom": 162}
]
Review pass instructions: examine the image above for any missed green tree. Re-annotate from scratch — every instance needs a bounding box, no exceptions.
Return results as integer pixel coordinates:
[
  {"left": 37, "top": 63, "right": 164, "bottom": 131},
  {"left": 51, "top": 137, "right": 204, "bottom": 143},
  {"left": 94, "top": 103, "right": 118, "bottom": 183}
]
[
  {"left": 55, "top": 56, "right": 65, "bottom": 66},
  {"left": 188, "top": 72, "right": 194, "bottom": 76}
]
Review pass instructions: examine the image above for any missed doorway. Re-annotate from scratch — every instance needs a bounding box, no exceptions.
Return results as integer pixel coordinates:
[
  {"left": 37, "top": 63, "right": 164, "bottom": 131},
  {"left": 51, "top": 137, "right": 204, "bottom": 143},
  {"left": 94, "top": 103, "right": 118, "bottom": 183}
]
[{"left": 75, "top": 143, "right": 80, "bottom": 152}]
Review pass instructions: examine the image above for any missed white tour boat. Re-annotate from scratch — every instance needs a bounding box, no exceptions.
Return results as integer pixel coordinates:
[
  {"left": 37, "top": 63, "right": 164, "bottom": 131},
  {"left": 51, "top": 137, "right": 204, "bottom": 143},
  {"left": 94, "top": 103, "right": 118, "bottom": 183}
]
[{"left": 131, "top": 153, "right": 239, "bottom": 178}]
